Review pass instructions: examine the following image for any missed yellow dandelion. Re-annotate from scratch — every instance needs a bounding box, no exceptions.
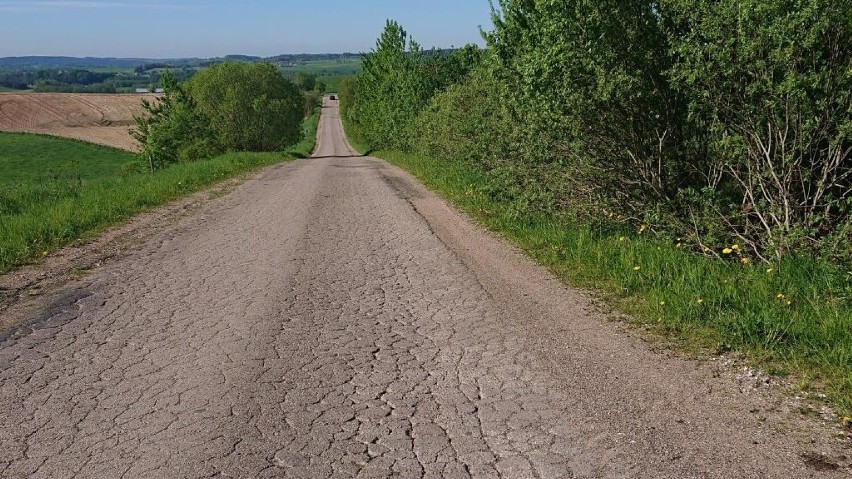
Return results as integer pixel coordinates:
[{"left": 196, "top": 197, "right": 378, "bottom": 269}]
[
  {"left": 722, "top": 248, "right": 733, "bottom": 254},
  {"left": 776, "top": 293, "right": 785, "bottom": 299},
  {"left": 843, "top": 416, "right": 852, "bottom": 427},
  {"left": 639, "top": 224, "right": 648, "bottom": 233},
  {"left": 659, "top": 301, "right": 666, "bottom": 306},
  {"left": 731, "top": 244, "right": 740, "bottom": 251},
  {"left": 41, "top": 250, "right": 49, "bottom": 257},
  {"left": 696, "top": 298, "right": 704, "bottom": 304},
  {"left": 633, "top": 266, "right": 641, "bottom": 271},
  {"left": 740, "top": 257, "right": 751, "bottom": 265},
  {"left": 619, "top": 236, "right": 627, "bottom": 242},
  {"left": 765, "top": 268, "right": 774, "bottom": 274},
  {"left": 785, "top": 300, "right": 792, "bottom": 306}
]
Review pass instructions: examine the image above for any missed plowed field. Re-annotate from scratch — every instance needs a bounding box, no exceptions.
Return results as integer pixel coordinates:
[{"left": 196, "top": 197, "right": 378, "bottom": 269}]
[{"left": 0, "top": 93, "right": 157, "bottom": 151}]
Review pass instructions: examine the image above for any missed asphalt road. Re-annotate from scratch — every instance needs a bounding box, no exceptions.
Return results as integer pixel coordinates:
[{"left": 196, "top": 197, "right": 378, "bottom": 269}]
[{"left": 0, "top": 99, "right": 846, "bottom": 478}]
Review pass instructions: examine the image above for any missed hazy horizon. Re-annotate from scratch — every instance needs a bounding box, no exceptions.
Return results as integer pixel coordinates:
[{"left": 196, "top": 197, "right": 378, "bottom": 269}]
[{"left": 0, "top": 1, "right": 492, "bottom": 58}]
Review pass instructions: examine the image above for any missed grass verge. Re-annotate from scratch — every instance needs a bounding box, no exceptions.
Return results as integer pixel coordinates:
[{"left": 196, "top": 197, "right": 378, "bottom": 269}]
[
  {"left": 372, "top": 149, "right": 852, "bottom": 418},
  {"left": 0, "top": 113, "right": 317, "bottom": 274},
  {"left": 0, "top": 133, "right": 137, "bottom": 183}
]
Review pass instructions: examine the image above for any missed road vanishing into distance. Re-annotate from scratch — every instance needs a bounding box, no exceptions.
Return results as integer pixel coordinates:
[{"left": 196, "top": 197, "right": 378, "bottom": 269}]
[{"left": 0, "top": 99, "right": 846, "bottom": 478}]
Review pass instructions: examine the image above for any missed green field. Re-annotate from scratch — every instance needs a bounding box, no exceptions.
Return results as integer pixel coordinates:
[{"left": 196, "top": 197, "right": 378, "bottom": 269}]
[
  {"left": 281, "top": 59, "right": 361, "bottom": 78},
  {"left": 0, "top": 114, "right": 317, "bottom": 273},
  {"left": 0, "top": 134, "right": 137, "bottom": 185},
  {"left": 0, "top": 85, "right": 25, "bottom": 92}
]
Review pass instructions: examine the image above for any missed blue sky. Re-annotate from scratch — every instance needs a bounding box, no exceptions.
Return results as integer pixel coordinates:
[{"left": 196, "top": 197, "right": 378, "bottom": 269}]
[{"left": 0, "top": 1, "right": 494, "bottom": 58}]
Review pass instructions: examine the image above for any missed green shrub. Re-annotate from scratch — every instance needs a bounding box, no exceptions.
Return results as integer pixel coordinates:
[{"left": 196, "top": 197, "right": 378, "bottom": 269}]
[
  {"left": 187, "top": 62, "right": 304, "bottom": 152},
  {"left": 131, "top": 73, "right": 221, "bottom": 171},
  {"left": 487, "top": 0, "right": 698, "bottom": 223},
  {"left": 665, "top": 0, "right": 852, "bottom": 261},
  {"left": 347, "top": 21, "right": 483, "bottom": 151}
]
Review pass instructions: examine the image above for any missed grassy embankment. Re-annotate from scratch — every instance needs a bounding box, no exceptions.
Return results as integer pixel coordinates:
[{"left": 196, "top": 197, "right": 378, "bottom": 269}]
[
  {"left": 0, "top": 113, "right": 318, "bottom": 273},
  {"left": 349, "top": 140, "right": 852, "bottom": 417}
]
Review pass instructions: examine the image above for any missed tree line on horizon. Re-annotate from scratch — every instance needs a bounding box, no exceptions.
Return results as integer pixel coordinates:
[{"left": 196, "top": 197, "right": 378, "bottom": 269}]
[{"left": 342, "top": 0, "right": 852, "bottom": 264}]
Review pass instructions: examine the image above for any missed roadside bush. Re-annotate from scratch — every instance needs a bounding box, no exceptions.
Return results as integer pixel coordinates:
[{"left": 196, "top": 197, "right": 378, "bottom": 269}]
[
  {"left": 408, "top": 62, "right": 559, "bottom": 215},
  {"left": 665, "top": 0, "right": 852, "bottom": 261},
  {"left": 187, "top": 62, "right": 304, "bottom": 152},
  {"left": 410, "top": 62, "right": 509, "bottom": 167},
  {"left": 348, "top": 8, "right": 851, "bottom": 262},
  {"left": 487, "top": 0, "right": 697, "bottom": 223},
  {"left": 347, "top": 21, "right": 483, "bottom": 151},
  {"left": 131, "top": 73, "right": 221, "bottom": 171},
  {"left": 133, "top": 63, "right": 307, "bottom": 169},
  {"left": 347, "top": 20, "right": 429, "bottom": 150}
]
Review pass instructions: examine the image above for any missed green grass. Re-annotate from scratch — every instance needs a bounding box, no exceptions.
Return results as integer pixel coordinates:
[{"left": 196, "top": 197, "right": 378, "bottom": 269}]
[
  {"left": 370, "top": 149, "right": 852, "bottom": 417},
  {"left": 0, "top": 85, "right": 25, "bottom": 92},
  {"left": 0, "top": 133, "right": 137, "bottom": 184},
  {"left": 281, "top": 59, "right": 362, "bottom": 77},
  {"left": 0, "top": 114, "right": 317, "bottom": 274}
]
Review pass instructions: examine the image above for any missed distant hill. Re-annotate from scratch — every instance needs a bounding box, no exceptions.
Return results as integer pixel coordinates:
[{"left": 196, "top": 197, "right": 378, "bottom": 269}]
[
  {"left": 267, "top": 53, "right": 360, "bottom": 63},
  {"left": 0, "top": 57, "right": 158, "bottom": 69},
  {"left": 224, "top": 55, "right": 262, "bottom": 62},
  {"left": 0, "top": 54, "right": 362, "bottom": 70}
]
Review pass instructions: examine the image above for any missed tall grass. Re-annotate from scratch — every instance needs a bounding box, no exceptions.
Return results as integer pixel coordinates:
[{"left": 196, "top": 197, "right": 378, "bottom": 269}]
[
  {"left": 0, "top": 114, "right": 317, "bottom": 273},
  {"left": 375, "top": 150, "right": 852, "bottom": 416}
]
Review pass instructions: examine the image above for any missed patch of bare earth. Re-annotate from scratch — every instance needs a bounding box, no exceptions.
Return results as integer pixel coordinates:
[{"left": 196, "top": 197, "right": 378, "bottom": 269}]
[{"left": 0, "top": 92, "right": 156, "bottom": 151}]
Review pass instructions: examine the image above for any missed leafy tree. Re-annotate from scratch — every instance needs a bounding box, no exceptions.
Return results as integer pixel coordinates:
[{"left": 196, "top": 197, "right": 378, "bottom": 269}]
[
  {"left": 187, "top": 62, "right": 304, "bottom": 152},
  {"left": 348, "top": 20, "right": 432, "bottom": 149},
  {"left": 293, "top": 72, "right": 317, "bottom": 91},
  {"left": 130, "top": 73, "right": 220, "bottom": 171}
]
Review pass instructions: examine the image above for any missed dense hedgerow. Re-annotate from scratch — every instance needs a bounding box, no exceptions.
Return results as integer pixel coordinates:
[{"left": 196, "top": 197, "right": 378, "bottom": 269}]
[{"left": 346, "top": 3, "right": 851, "bottom": 262}]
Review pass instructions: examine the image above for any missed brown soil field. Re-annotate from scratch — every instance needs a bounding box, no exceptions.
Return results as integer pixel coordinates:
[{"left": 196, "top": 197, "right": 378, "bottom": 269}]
[{"left": 0, "top": 92, "right": 157, "bottom": 151}]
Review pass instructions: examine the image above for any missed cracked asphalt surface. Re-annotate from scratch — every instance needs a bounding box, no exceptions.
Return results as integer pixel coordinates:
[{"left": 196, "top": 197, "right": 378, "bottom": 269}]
[{"left": 0, "top": 98, "right": 847, "bottom": 478}]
